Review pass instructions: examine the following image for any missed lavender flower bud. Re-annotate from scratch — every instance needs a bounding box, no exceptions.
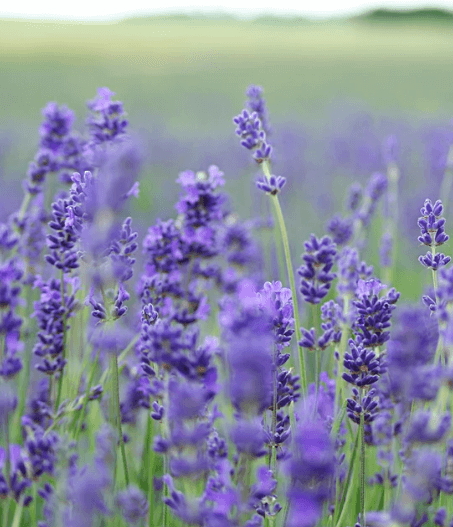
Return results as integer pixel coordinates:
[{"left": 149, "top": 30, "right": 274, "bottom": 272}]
[{"left": 256, "top": 174, "right": 286, "bottom": 195}]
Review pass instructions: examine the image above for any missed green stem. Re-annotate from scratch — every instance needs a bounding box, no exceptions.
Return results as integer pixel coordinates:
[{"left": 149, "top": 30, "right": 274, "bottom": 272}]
[
  {"left": 359, "top": 389, "right": 366, "bottom": 527},
  {"left": 2, "top": 497, "right": 9, "bottom": 526},
  {"left": 111, "top": 353, "right": 130, "bottom": 487},
  {"left": 270, "top": 345, "right": 278, "bottom": 473},
  {"left": 73, "top": 347, "right": 102, "bottom": 441},
  {"left": 11, "top": 496, "right": 24, "bottom": 527},
  {"left": 263, "top": 162, "right": 307, "bottom": 394},
  {"left": 334, "top": 424, "right": 360, "bottom": 527},
  {"left": 330, "top": 399, "right": 347, "bottom": 440},
  {"left": 99, "top": 335, "right": 140, "bottom": 387},
  {"left": 146, "top": 414, "right": 155, "bottom": 527},
  {"left": 334, "top": 295, "right": 350, "bottom": 416}
]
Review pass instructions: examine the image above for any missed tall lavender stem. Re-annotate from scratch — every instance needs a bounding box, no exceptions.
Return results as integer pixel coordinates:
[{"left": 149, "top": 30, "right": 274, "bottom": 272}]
[
  {"left": 263, "top": 161, "right": 307, "bottom": 394},
  {"left": 111, "top": 351, "right": 130, "bottom": 487}
]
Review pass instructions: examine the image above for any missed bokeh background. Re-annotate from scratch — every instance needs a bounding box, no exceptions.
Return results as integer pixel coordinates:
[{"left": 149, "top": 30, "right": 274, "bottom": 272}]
[{"left": 2, "top": 7, "right": 453, "bottom": 300}]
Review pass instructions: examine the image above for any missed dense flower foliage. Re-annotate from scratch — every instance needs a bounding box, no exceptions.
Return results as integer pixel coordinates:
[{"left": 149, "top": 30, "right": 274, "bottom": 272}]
[{"left": 1, "top": 83, "right": 453, "bottom": 527}]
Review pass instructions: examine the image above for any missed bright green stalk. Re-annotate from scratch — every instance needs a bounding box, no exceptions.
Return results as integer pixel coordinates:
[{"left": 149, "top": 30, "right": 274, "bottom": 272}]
[
  {"left": 73, "top": 347, "right": 101, "bottom": 442},
  {"left": 145, "top": 413, "right": 156, "bottom": 527},
  {"left": 269, "top": 344, "right": 278, "bottom": 472},
  {"left": 111, "top": 352, "right": 130, "bottom": 488},
  {"left": 334, "top": 424, "right": 360, "bottom": 527},
  {"left": 330, "top": 399, "right": 347, "bottom": 440},
  {"left": 333, "top": 295, "right": 350, "bottom": 416},
  {"left": 262, "top": 161, "right": 307, "bottom": 394},
  {"left": 359, "top": 388, "right": 366, "bottom": 527},
  {"left": 11, "top": 496, "right": 24, "bottom": 527}
]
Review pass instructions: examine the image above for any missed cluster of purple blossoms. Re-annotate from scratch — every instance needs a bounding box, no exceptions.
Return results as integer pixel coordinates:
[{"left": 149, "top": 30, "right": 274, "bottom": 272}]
[
  {"left": 0, "top": 254, "right": 24, "bottom": 378},
  {"left": 327, "top": 172, "right": 387, "bottom": 248},
  {"left": 257, "top": 281, "right": 299, "bottom": 458},
  {"left": 245, "top": 84, "right": 271, "bottom": 136},
  {"left": 233, "top": 109, "right": 272, "bottom": 164},
  {"left": 337, "top": 247, "right": 374, "bottom": 298},
  {"left": 343, "top": 339, "right": 382, "bottom": 388},
  {"left": 86, "top": 87, "right": 128, "bottom": 146},
  {"left": 358, "top": 172, "right": 388, "bottom": 227},
  {"left": 138, "top": 166, "right": 231, "bottom": 524},
  {"left": 352, "top": 278, "right": 400, "bottom": 348},
  {"left": 418, "top": 199, "right": 451, "bottom": 270},
  {"left": 233, "top": 84, "right": 272, "bottom": 165},
  {"left": 25, "top": 102, "right": 87, "bottom": 194},
  {"left": 298, "top": 234, "right": 337, "bottom": 304},
  {"left": 299, "top": 299, "right": 344, "bottom": 351},
  {"left": 256, "top": 174, "right": 286, "bottom": 196},
  {"left": 326, "top": 214, "right": 354, "bottom": 246},
  {"left": 32, "top": 276, "right": 78, "bottom": 376},
  {"left": 285, "top": 419, "right": 335, "bottom": 527}
]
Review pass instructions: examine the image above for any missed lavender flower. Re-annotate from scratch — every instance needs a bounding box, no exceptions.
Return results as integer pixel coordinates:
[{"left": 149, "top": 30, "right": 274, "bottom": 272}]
[
  {"left": 418, "top": 199, "right": 450, "bottom": 270},
  {"left": 298, "top": 234, "right": 337, "bottom": 304},
  {"left": 0, "top": 257, "right": 24, "bottom": 378},
  {"left": 352, "top": 278, "right": 400, "bottom": 347},
  {"left": 326, "top": 214, "right": 353, "bottom": 246},
  {"left": 346, "top": 183, "right": 363, "bottom": 212},
  {"left": 379, "top": 231, "right": 393, "bottom": 268},
  {"left": 233, "top": 109, "right": 272, "bottom": 164},
  {"left": 343, "top": 339, "right": 382, "bottom": 387},
  {"left": 358, "top": 172, "right": 387, "bottom": 227},
  {"left": 256, "top": 174, "right": 286, "bottom": 195},
  {"left": 116, "top": 485, "right": 149, "bottom": 524},
  {"left": 285, "top": 419, "right": 335, "bottom": 527},
  {"left": 245, "top": 84, "right": 271, "bottom": 136},
  {"left": 86, "top": 87, "right": 128, "bottom": 145},
  {"left": 32, "top": 276, "right": 78, "bottom": 376},
  {"left": 337, "top": 247, "right": 373, "bottom": 297}
]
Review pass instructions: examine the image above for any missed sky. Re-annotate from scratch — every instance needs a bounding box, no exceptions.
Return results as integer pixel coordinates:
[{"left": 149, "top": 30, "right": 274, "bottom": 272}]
[{"left": 1, "top": 0, "right": 453, "bottom": 20}]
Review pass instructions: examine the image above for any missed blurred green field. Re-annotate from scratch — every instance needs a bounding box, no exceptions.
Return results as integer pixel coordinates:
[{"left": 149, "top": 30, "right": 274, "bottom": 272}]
[
  {"left": 1, "top": 16, "right": 453, "bottom": 126},
  {"left": 1, "top": 15, "right": 453, "bottom": 301}
]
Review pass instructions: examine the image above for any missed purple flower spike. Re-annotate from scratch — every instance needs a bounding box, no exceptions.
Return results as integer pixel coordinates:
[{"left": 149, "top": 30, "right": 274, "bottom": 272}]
[
  {"left": 233, "top": 109, "right": 263, "bottom": 150},
  {"left": 352, "top": 279, "right": 399, "bottom": 347},
  {"left": 285, "top": 420, "right": 334, "bottom": 527},
  {"left": 256, "top": 174, "right": 286, "bottom": 195},
  {"left": 418, "top": 198, "right": 450, "bottom": 270},
  {"left": 86, "top": 87, "right": 128, "bottom": 145},
  {"left": 253, "top": 140, "right": 273, "bottom": 164},
  {"left": 419, "top": 252, "right": 451, "bottom": 270},
  {"left": 245, "top": 84, "right": 271, "bottom": 135},
  {"left": 326, "top": 214, "right": 353, "bottom": 246},
  {"left": 358, "top": 172, "right": 387, "bottom": 227},
  {"left": 343, "top": 340, "right": 382, "bottom": 387},
  {"left": 116, "top": 485, "right": 148, "bottom": 525},
  {"left": 346, "top": 183, "right": 363, "bottom": 212},
  {"left": 233, "top": 108, "right": 272, "bottom": 164},
  {"left": 298, "top": 234, "right": 337, "bottom": 304}
]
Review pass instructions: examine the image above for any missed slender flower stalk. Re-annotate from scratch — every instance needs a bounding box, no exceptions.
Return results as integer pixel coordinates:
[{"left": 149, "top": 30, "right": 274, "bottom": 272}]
[
  {"left": 359, "top": 387, "right": 366, "bottom": 527},
  {"left": 111, "top": 351, "right": 130, "bottom": 488},
  {"left": 262, "top": 161, "right": 307, "bottom": 394}
]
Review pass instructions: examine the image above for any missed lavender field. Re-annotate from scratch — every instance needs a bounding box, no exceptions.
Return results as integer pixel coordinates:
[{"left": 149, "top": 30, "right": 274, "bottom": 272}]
[{"left": 1, "top": 14, "right": 453, "bottom": 527}]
